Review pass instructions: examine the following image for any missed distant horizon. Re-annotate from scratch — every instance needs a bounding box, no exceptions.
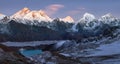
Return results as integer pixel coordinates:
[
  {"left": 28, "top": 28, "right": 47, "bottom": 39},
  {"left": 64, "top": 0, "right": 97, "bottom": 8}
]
[{"left": 0, "top": 0, "right": 120, "bottom": 20}]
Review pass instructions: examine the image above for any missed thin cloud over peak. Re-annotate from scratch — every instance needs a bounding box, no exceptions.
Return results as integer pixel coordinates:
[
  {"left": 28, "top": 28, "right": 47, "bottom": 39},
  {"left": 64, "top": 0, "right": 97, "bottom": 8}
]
[{"left": 44, "top": 4, "right": 64, "bottom": 16}]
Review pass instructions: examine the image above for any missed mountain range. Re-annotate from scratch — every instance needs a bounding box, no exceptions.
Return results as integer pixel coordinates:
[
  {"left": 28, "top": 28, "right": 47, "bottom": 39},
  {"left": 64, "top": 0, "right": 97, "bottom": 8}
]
[{"left": 0, "top": 7, "right": 120, "bottom": 42}]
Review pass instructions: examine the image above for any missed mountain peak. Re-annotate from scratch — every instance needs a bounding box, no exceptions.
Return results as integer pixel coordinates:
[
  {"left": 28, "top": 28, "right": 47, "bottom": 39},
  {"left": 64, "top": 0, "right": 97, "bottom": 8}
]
[
  {"left": 61, "top": 16, "right": 74, "bottom": 23},
  {"left": 0, "top": 13, "right": 6, "bottom": 20},
  {"left": 100, "top": 13, "right": 116, "bottom": 22},
  {"left": 11, "top": 7, "right": 30, "bottom": 19},
  {"left": 22, "top": 7, "right": 29, "bottom": 11},
  {"left": 21, "top": 7, "right": 30, "bottom": 14},
  {"left": 23, "top": 10, "right": 52, "bottom": 22},
  {"left": 102, "top": 13, "right": 114, "bottom": 18},
  {"left": 80, "top": 13, "right": 95, "bottom": 22},
  {"left": 64, "top": 16, "right": 73, "bottom": 20},
  {"left": 11, "top": 7, "right": 52, "bottom": 22},
  {"left": 83, "top": 13, "right": 95, "bottom": 20}
]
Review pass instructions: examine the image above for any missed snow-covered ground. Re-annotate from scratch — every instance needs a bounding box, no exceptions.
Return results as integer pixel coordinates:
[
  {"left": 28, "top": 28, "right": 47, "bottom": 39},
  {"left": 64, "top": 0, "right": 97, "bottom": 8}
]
[
  {"left": 86, "top": 39, "right": 120, "bottom": 57},
  {"left": 59, "top": 35, "right": 120, "bottom": 58}
]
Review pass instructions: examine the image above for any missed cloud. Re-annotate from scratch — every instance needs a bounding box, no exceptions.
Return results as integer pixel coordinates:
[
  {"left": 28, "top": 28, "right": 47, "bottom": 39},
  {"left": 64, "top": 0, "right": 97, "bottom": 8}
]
[{"left": 44, "top": 4, "right": 64, "bottom": 16}]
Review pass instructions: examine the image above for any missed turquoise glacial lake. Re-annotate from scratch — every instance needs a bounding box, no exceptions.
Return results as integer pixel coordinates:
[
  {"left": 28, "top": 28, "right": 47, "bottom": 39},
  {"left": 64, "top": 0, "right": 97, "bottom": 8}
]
[{"left": 20, "top": 49, "right": 42, "bottom": 57}]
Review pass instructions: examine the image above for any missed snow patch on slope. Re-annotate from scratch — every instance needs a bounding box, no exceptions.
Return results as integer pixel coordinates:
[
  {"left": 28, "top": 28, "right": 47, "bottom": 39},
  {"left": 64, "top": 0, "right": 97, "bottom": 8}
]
[
  {"left": 71, "top": 22, "right": 78, "bottom": 32},
  {"left": 53, "top": 41, "right": 66, "bottom": 49}
]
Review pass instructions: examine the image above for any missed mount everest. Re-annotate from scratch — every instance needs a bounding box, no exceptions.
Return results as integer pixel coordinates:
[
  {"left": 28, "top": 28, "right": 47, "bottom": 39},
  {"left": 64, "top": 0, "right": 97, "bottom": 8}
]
[{"left": 0, "top": 7, "right": 120, "bottom": 41}]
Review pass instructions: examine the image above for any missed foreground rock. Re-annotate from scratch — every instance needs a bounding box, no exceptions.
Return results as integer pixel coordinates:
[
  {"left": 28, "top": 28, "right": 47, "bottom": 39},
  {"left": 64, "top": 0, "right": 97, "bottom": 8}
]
[
  {"left": 31, "top": 51, "right": 81, "bottom": 64},
  {"left": 1, "top": 36, "right": 120, "bottom": 64},
  {"left": 0, "top": 48, "right": 32, "bottom": 64}
]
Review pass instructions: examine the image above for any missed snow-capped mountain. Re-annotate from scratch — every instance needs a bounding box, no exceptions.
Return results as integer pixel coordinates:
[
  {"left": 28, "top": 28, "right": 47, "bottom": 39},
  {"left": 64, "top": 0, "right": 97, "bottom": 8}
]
[
  {"left": 0, "top": 13, "right": 10, "bottom": 23},
  {"left": 11, "top": 7, "right": 52, "bottom": 24},
  {"left": 11, "top": 7, "right": 76, "bottom": 25},
  {"left": 78, "top": 13, "right": 101, "bottom": 30},
  {"left": 23, "top": 10, "right": 52, "bottom": 22},
  {"left": 0, "top": 13, "right": 10, "bottom": 35},
  {"left": 99, "top": 13, "right": 119, "bottom": 26},
  {"left": 71, "top": 13, "right": 96, "bottom": 32},
  {"left": 60, "top": 16, "right": 74, "bottom": 23},
  {"left": 100, "top": 13, "right": 117, "bottom": 22},
  {"left": 0, "top": 13, "right": 6, "bottom": 20},
  {"left": 80, "top": 13, "right": 96, "bottom": 23},
  {"left": 11, "top": 7, "right": 30, "bottom": 21},
  {"left": 0, "top": 8, "right": 120, "bottom": 42},
  {"left": 70, "top": 12, "right": 120, "bottom": 36}
]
